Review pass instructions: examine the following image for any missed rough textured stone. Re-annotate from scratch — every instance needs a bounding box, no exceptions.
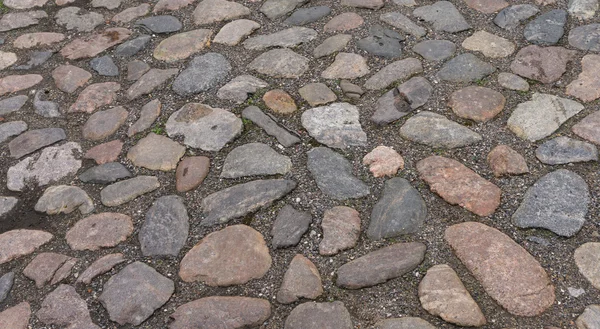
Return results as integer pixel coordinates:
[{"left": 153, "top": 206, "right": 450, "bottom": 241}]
[
  {"left": 0, "top": 121, "right": 27, "bottom": 144},
  {"left": 356, "top": 25, "right": 405, "bottom": 58},
  {"left": 135, "top": 15, "right": 181, "bottom": 33},
  {"left": 126, "top": 60, "right": 150, "bottom": 81},
  {"left": 569, "top": 24, "right": 600, "bottom": 51},
  {"left": 494, "top": 5, "right": 539, "bottom": 30},
  {"left": 14, "top": 32, "right": 64, "bottom": 49},
  {"left": 285, "top": 6, "right": 331, "bottom": 25},
  {"left": 464, "top": 0, "right": 508, "bottom": 13},
  {"left": 445, "top": 222, "right": 555, "bottom": 316},
  {"left": 413, "top": 40, "right": 456, "bottom": 61},
  {"left": 154, "top": 29, "right": 212, "bottom": 62},
  {"left": 127, "top": 133, "right": 185, "bottom": 171},
  {"left": 400, "top": 112, "right": 482, "bottom": 148},
  {"left": 92, "top": 0, "right": 121, "bottom": 9},
  {"left": 299, "top": 83, "right": 337, "bottom": 106},
  {"left": 0, "top": 11, "right": 47, "bottom": 32},
  {"left": 419, "top": 264, "right": 486, "bottom": 326},
  {"left": 263, "top": 89, "right": 297, "bottom": 114},
  {"left": 194, "top": 0, "right": 250, "bottom": 24},
  {"left": 33, "top": 90, "right": 60, "bottom": 118},
  {"left": 249, "top": 49, "right": 309, "bottom": 78},
  {"left": 52, "top": 65, "right": 92, "bottom": 94},
  {"left": 127, "top": 69, "right": 178, "bottom": 100},
  {"left": 170, "top": 297, "right": 272, "bottom": 329},
  {"left": 37, "top": 285, "right": 98, "bottom": 329},
  {"left": 498, "top": 72, "right": 529, "bottom": 91},
  {"left": 114, "top": 35, "right": 151, "bottom": 57},
  {"left": 221, "top": 143, "right": 291, "bottom": 178},
  {"left": 82, "top": 106, "right": 128, "bottom": 141},
  {"left": 0, "top": 230, "right": 53, "bottom": 265},
  {"left": 271, "top": 205, "right": 312, "bottom": 249},
  {"left": 513, "top": 169, "right": 589, "bottom": 237},
  {"left": 375, "top": 318, "right": 436, "bottom": 329},
  {"left": 284, "top": 302, "right": 352, "bottom": 329},
  {"left": 113, "top": 4, "right": 151, "bottom": 23},
  {"left": 568, "top": 0, "right": 598, "bottom": 19},
  {"left": 536, "top": 137, "right": 598, "bottom": 164},
  {"left": 99, "top": 262, "right": 174, "bottom": 326},
  {"left": 573, "top": 111, "right": 600, "bottom": 145},
  {"left": 567, "top": 54, "right": 600, "bottom": 102},
  {"left": 90, "top": 56, "right": 118, "bottom": 77},
  {"left": 23, "top": 253, "right": 76, "bottom": 287},
  {"left": 243, "top": 27, "right": 317, "bottom": 50},
  {"left": 487, "top": 145, "right": 529, "bottom": 177},
  {"left": 0, "top": 302, "right": 30, "bottom": 329},
  {"left": 437, "top": 54, "right": 495, "bottom": 82},
  {"left": 449, "top": 86, "right": 505, "bottom": 122},
  {"left": 0, "top": 95, "right": 28, "bottom": 116},
  {"left": 154, "top": 0, "right": 194, "bottom": 12},
  {"left": 462, "top": 31, "right": 515, "bottom": 58},
  {"left": 84, "top": 140, "right": 123, "bottom": 165},
  {"left": 172, "top": 53, "right": 231, "bottom": 96},
  {"left": 8, "top": 127, "right": 65, "bottom": 159},
  {"left": 576, "top": 305, "right": 600, "bottom": 329},
  {"left": 314, "top": 34, "right": 352, "bottom": 58},
  {"left": 77, "top": 253, "right": 125, "bottom": 284},
  {"left": 128, "top": 99, "right": 161, "bottom": 137},
  {"left": 60, "top": 28, "right": 131, "bottom": 60},
  {"left": 55, "top": 7, "right": 104, "bottom": 32},
  {"left": 201, "top": 179, "right": 296, "bottom": 226},
  {"left": 417, "top": 156, "right": 501, "bottom": 216},
  {"left": 0, "top": 197, "right": 18, "bottom": 218},
  {"left": 0, "top": 51, "right": 17, "bottom": 71},
  {"left": 217, "top": 75, "right": 268, "bottom": 103},
  {"left": 575, "top": 243, "right": 600, "bottom": 290},
  {"left": 35, "top": 185, "right": 94, "bottom": 215},
  {"left": 0, "top": 272, "right": 15, "bottom": 303},
  {"left": 139, "top": 195, "right": 189, "bottom": 256},
  {"left": 176, "top": 156, "right": 210, "bottom": 192},
  {"left": 301, "top": 103, "right": 367, "bottom": 149},
  {"left": 337, "top": 242, "right": 426, "bottom": 289},
  {"left": 307, "top": 147, "right": 369, "bottom": 200},
  {"left": 100, "top": 176, "right": 160, "bottom": 207},
  {"left": 510, "top": 45, "right": 576, "bottom": 84},
  {"left": 413, "top": 1, "right": 470, "bottom": 32},
  {"left": 507, "top": 93, "right": 584, "bottom": 141},
  {"left": 319, "top": 206, "right": 361, "bottom": 256},
  {"left": 0, "top": 74, "right": 43, "bottom": 97},
  {"left": 524, "top": 9, "right": 567, "bottom": 45},
  {"left": 166, "top": 103, "right": 242, "bottom": 151},
  {"left": 261, "top": 0, "right": 307, "bottom": 19},
  {"left": 364, "top": 58, "right": 423, "bottom": 90},
  {"left": 69, "top": 82, "right": 120, "bottom": 113},
  {"left": 398, "top": 77, "right": 432, "bottom": 109},
  {"left": 363, "top": 146, "right": 404, "bottom": 177},
  {"left": 179, "top": 225, "right": 271, "bottom": 285},
  {"left": 380, "top": 12, "right": 427, "bottom": 38},
  {"left": 242, "top": 106, "right": 300, "bottom": 147},
  {"left": 79, "top": 162, "right": 131, "bottom": 184},
  {"left": 278, "top": 255, "right": 323, "bottom": 304},
  {"left": 66, "top": 213, "right": 133, "bottom": 251},
  {"left": 322, "top": 53, "right": 369, "bottom": 79},
  {"left": 4, "top": 0, "right": 47, "bottom": 9},
  {"left": 324, "top": 12, "right": 364, "bottom": 32},
  {"left": 367, "top": 178, "right": 426, "bottom": 240}
]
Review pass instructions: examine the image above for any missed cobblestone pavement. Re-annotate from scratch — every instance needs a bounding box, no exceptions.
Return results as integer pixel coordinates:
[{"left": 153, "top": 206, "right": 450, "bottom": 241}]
[{"left": 1, "top": 0, "right": 600, "bottom": 328}]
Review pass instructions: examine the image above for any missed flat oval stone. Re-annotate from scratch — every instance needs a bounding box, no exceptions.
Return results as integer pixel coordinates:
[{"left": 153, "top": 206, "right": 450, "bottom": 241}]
[
  {"left": 298, "top": 83, "right": 337, "bottom": 106},
  {"left": 498, "top": 72, "right": 529, "bottom": 91},
  {"left": 170, "top": 297, "right": 271, "bottom": 329},
  {"left": 285, "top": 6, "right": 331, "bottom": 25},
  {"left": 139, "top": 195, "right": 189, "bottom": 257},
  {"left": 23, "top": 253, "right": 75, "bottom": 288},
  {"left": 307, "top": 147, "right": 369, "bottom": 200},
  {"left": 375, "top": 318, "right": 436, "bottom": 329},
  {"left": 277, "top": 254, "right": 323, "bottom": 304},
  {"left": 77, "top": 253, "right": 125, "bottom": 284},
  {"left": 82, "top": 106, "right": 128, "bottom": 141},
  {"left": 449, "top": 86, "right": 506, "bottom": 122},
  {"left": 566, "top": 54, "right": 600, "bottom": 103},
  {"left": 510, "top": 45, "right": 576, "bottom": 84},
  {"left": 249, "top": 48, "right": 309, "bottom": 78},
  {"left": 263, "top": 89, "right": 297, "bottom": 114},
  {"left": 436, "top": 53, "right": 495, "bottom": 83},
  {"left": 314, "top": 34, "right": 352, "bottom": 58},
  {"left": 69, "top": 82, "right": 120, "bottom": 113},
  {"left": 34, "top": 185, "right": 94, "bottom": 215},
  {"left": 172, "top": 53, "right": 231, "bottom": 96},
  {"left": 243, "top": 27, "right": 317, "bottom": 50},
  {"left": 80, "top": 162, "right": 131, "bottom": 184},
  {"left": 0, "top": 229, "right": 53, "bottom": 265},
  {"left": 60, "top": 28, "right": 131, "bottom": 60},
  {"left": 127, "top": 133, "right": 185, "bottom": 171},
  {"left": 319, "top": 206, "right": 361, "bottom": 256},
  {"left": 494, "top": 5, "right": 539, "bottom": 30},
  {"left": 524, "top": 9, "right": 567, "bottom": 45},
  {"left": 214, "top": 19, "right": 261, "bottom": 46},
  {"left": 100, "top": 176, "right": 160, "bottom": 207},
  {"left": 324, "top": 12, "right": 364, "bottom": 32},
  {"left": 127, "top": 69, "right": 178, "bottom": 100},
  {"left": 84, "top": 140, "right": 123, "bottom": 165},
  {"left": 153, "top": 29, "right": 212, "bottom": 62},
  {"left": 179, "top": 225, "right": 272, "bottom": 286},
  {"left": 194, "top": 0, "right": 250, "bottom": 25},
  {"left": 8, "top": 127, "right": 66, "bottom": 159},
  {"left": 462, "top": 31, "right": 515, "bottom": 58},
  {"left": 52, "top": 64, "right": 92, "bottom": 94},
  {"left": 417, "top": 156, "right": 501, "bottom": 216},
  {"left": 321, "top": 53, "right": 369, "bottom": 79},
  {"left": 576, "top": 304, "right": 600, "bottom": 328},
  {"left": 37, "top": 285, "right": 97, "bottom": 328},
  {"left": 0, "top": 11, "right": 47, "bottom": 32},
  {"left": 135, "top": 15, "right": 182, "bottom": 33},
  {"left": 66, "top": 213, "right": 133, "bottom": 251},
  {"left": 284, "top": 301, "right": 352, "bottom": 329},
  {"left": 0, "top": 95, "right": 28, "bottom": 116},
  {"left": 55, "top": 7, "right": 104, "bottom": 32},
  {"left": 128, "top": 99, "right": 161, "bottom": 136},
  {"left": 176, "top": 156, "right": 210, "bottom": 192},
  {"left": 364, "top": 58, "right": 423, "bottom": 90},
  {"left": 0, "top": 74, "right": 43, "bottom": 97},
  {"left": 535, "top": 136, "right": 598, "bottom": 164},
  {"left": 487, "top": 145, "right": 529, "bottom": 177},
  {"left": 400, "top": 112, "right": 482, "bottom": 149},
  {"left": 4, "top": 0, "right": 47, "bottom": 9},
  {"left": 363, "top": 145, "right": 405, "bottom": 177},
  {"left": 445, "top": 222, "right": 555, "bottom": 316},
  {"left": 413, "top": 1, "right": 470, "bottom": 32},
  {"left": 154, "top": 0, "right": 194, "bottom": 12},
  {"left": 217, "top": 75, "right": 268, "bottom": 103},
  {"left": 112, "top": 4, "right": 151, "bottom": 23},
  {"left": 115, "top": 35, "right": 151, "bottom": 57},
  {"left": 221, "top": 143, "right": 292, "bottom": 178}
]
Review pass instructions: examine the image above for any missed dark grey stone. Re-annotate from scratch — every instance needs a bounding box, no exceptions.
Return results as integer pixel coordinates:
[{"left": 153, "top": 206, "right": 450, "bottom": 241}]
[
  {"left": 371, "top": 88, "right": 412, "bottom": 125},
  {"left": 90, "top": 56, "right": 119, "bottom": 77},
  {"left": 336, "top": 242, "right": 426, "bottom": 289},
  {"left": 513, "top": 169, "right": 590, "bottom": 237},
  {"left": 307, "top": 147, "right": 369, "bottom": 200},
  {"left": 357, "top": 25, "right": 404, "bottom": 58},
  {"left": 201, "top": 179, "right": 297, "bottom": 226},
  {"left": 494, "top": 4, "right": 539, "bottom": 30},
  {"left": 413, "top": 1, "right": 470, "bottom": 33},
  {"left": 400, "top": 112, "right": 482, "bottom": 148},
  {"left": 221, "top": 143, "right": 292, "bottom": 178},
  {"left": 0, "top": 121, "right": 27, "bottom": 144},
  {"left": 367, "top": 178, "right": 427, "bottom": 240},
  {"left": 436, "top": 53, "right": 495, "bottom": 83},
  {"left": 0, "top": 272, "right": 14, "bottom": 303},
  {"left": 0, "top": 95, "right": 28, "bottom": 116},
  {"left": 14, "top": 51, "right": 53, "bottom": 70},
  {"left": 524, "top": 9, "right": 567, "bottom": 45},
  {"left": 114, "top": 35, "right": 151, "bottom": 57},
  {"left": 271, "top": 205, "right": 312, "bottom": 249},
  {"left": 172, "top": 53, "right": 231, "bottom": 96},
  {"left": 412, "top": 40, "right": 456, "bottom": 61},
  {"left": 569, "top": 24, "right": 600, "bottom": 51},
  {"left": 535, "top": 136, "right": 598, "bottom": 164},
  {"left": 285, "top": 301, "right": 352, "bottom": 329},
  {"left": 399, "top": 77, "right": 432, "bottom": 109},
  {"left": 242, "top": 106, "right": 300, "bottom": 147},
  {"left": 79, "top": 162, "right": 132, "bottom": 184},
  {"left": 139, "top": 195, "right": 189, "bottom": 257},
  {"left": 284, "top": 6, "right": 331, "bottom": 25},
  {"left": 8, "top": 128, "right": 66, "bottom": 158},
  {"left": 33, "top": 90, "right": 60, "bottom": 118},
  {"left": 135, "top": 15, "right": 182, "bottom": 33}
]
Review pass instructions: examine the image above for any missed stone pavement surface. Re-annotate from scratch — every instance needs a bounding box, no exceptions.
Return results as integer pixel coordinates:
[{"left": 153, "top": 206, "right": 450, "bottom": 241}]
[{"left": 0, "top": 0, "right": 600, "bottom": 328}]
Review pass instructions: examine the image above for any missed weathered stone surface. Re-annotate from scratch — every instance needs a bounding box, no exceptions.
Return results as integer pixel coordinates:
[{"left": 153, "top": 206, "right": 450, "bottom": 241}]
[
  {"left": 285, "top": 6, "right": 331, "bottom": 25},
  {"left": 154, "top": 0, "right": 194, "bottom": 12},
  {"left": 154, "top": 29, "right": 212, "bottom": 62},
  {"left": 337, "top": 242, "right": 426, "bottom": 289},
  {"left": 301, "top": 103, "right": 367, "bottom": 149},
  {"left": 0, "top": 95, "right": 28, "bottom": 116},
  {"left": 77, "top": 253, "right": 125, "bottom": 284},
  {"left": 126, "top": 60, "right": 150, "bottom": 81},
  {"left": 217, "top": 75, "right": 268, "bottom": 103},
  {"left": 66, "top": 213, "right": 133, "bottom": 250},
  {"left": 69, "top": 82, "right": 120, "bottom": 113},
  {"left": 135, "top": 15, "right": 181, "bottom": 33},
  {"left": 319, "top": 206, "right": 361, "bottom": 256},
  {"left": 35, "top": 185, "right": 94, "bottom": 215},
  {"left": 242, "top": 106, "right": 300, "bottom": 147},
  {"left": 364, "top": 58, "right": 423, "bottom": 90},
  {"left": 357, "top": 25, "right": 404, "bottom": 58},
  {"left": 127, "top": 133, "right": 185, "bottom": 171},
  {"left": 0, "top": 51, "right": 17, "bottom": 71},
  {"left": 400, "top": 112, "right": 482, "bottom": 148},
  {"left": 0, "top": 121, "right": 27, "bottom": 144},
  {"left": 0, "top": 230, "right": 53, "bottom": 265},
  {"left": 314, "top": 34, "right": 352, "bottom": 58},
  {"left": 464, "top": 0, "right": 508, "bottom": 13},
  {"left": 271, "top": 205, "right": 312, "bottom": 249},
  {"left": 419, "top": 264, "right": 486, "bottom": 327},
  {"left": 342, "top": 0, "right": 383, "bottom": 9},
  {"left": 375, "top": 318, "right": 436, "bottom": 329},
  {"left": 99, "top": 262, "right": 174, "bottom": 326},
  {"left": 92, "top": 0, "right": 121, "bottom": 9},
  {"left": 0, "top": 74, "right": 43, "bottom": 97},
  {"left": 462, "top": 31, "right": 515, "bottom": 58},
  {"left": 445, "top": 222, "right": 555, "bottom": 316},
  {"left": 0, "top": 271, "right": 13, "bottom": 303},
  {"left": 278, "top": 255, "right": 323, "bottom": 304},
  {"left": 575, "top": 243, "right": 600, "bottom": 290},
  {"left": 524, "top": 9, "right": 567, "bottom": 45},
  {"left": 536, "top": 137, "right": 598, "bottom": 164},
  {"left": 90, "top": 56, "right": 118, "bottom": 77},
  {"left": 8, "top": 127, "right": 65, "bottom": 159},
  {"left": 569, "top": 24, "right": 600, "bottom": 51},
  {"left": 214, "top": 20, "right": 260, "bottom": 47},
  {"left": 263, "top": 89, "right": 297, "bottom": 114},
  {"left": 367, "top": 178, "right": 426, "bottom": 240},
  {"left": 128, "top": 100, "right": 161, "bottom": 137},
  {"left": 417, "top": 156, "right": 501, "bottom": 216},
  {"left": 249, "top": 49, "right": 309, "bottom": 78},
  {"left": 322, "top": 53, "right": 369, "bottom": 79},
  {"left": 498, "top": 72, "right": 529, "bottom": 91},
  {"left": 260, "top": 0, "right": 308, "bottom": 19},
  {"left": 511, "top": 45, "right": 576, "bottom": 84},
  {"left": 437, "top": 54, "right": 495, "bottom": 82},
  {"left": 0, "top": 302, "right": 30, "bottom": 329},
  {"left": 363, "top": 146, "right": 404, "bottom": 177},
  {"left": 4, "top": 0, "right": 47, "bottom": 9},
  {"left": 284, "top": 302, "right": 352, "bottom": 329},
  {"left": 413, "top": 1, "right": 470, "bottom": 32},
  {"left": 13, "top": 50, "right": 53, "bottom": 71},
  {"left": 221, "top": 143, "right": 291, "bottom": 178},
  {"left": 84, "top": 140, "right": 123, "bottom": 165},
  {"left": 52, "top": 65, "right": 92, "bottom": 94},
  {"left": 201, "top": 179, "right": 296, "bottom": 226},
  {"left": 127, "top": 69, "right": 178, "bottom": 100},
  {"left": 176, "top": 156, "right": 210, "bottom": 192},
  {"left": 299, "top": 83, "right": 337, "bottom": 106},
  {"left": 139, "top": 195, "right": 189, "bottom": 257},
  {"left": 513, "top": 169, "right": 589, "bottom": 237},
  {"left": 576, "top": 304, "right": 600, "bottom": 329},
  {"left": 170, "top": 297, "right": 272, "bottom": 329},
  {"left": 56, "top": 7, "right": 104, "bottom": 32},
  {"left": 194, "top": 0, "right": 250, "bottom": 25},
  {"left": 413, "top": 40, "right": 456, "bottom": 61},
  {"left": 114, "top": 35, "right": 151, "bottom": 57},
  {"left": 82, "top": 106, "right": 128, "bottom": 141},
  {"left": 398, "top": 77, "right": 432, "bottom": 109},
  {"left": 179, "top": 225, "right": 271, "bottom": 285},
  {"left": 33, "top": 89, "right": 60, "bottom": 118},
  {"left": 60, "top": 28, "right": 131, "bottom": 60},
  {"left": 23, "top": 253, "right": 75, "bottom": 287},
  {"left": 38, "top": 285, "right": 99, "bottom": 329},
  {"left": 324, "top": 12, "right": 364, "bottom": 32},
  {"left": 0, "top": 197, "right": 18, "bottom": 218},
  {"left": 495, "top": 5, "right": 539, "bottom": 30},
  {"left": 308, "top": 147, "right": 369, "bottom": 200},
  {"left": 166, "top": 103, "right": 242, "bottom": 151},
  {"left": 449, "top": 86, "right": 505, "bottom": 122},
  {"left": 243, "top": 27, "right": 317, "bottom": 50},
  {"left": 487, "top": 145, "right": 529, "bottom": 177},
  {"left": 568, "top": 0, "right": 598, "bottom": 19},
  {"left": 0, "top": 11, "right": 47, "bottom": 32},
  {"left": 172, "top": 53, "right": 231, "bottom": 96},
  {"left": 113, "top": 4, "right": 151, "bottom": 23},
  {"left": 100, "top": 176, "right": 160, "bottom": 207},
  {"left": 507, "top": 93, "right": 584, "bottom": 141},
  {"left": 380, "top": 12, "right": 426, "bottom": 38},
  {"left": 573, "top": 111, "right": 600, "bottom": 145},
  {"left": 7, "top": 142, "right": 81, "bottom": 192},
  {"left": 567, "top": 54, "right": 600, "bottom": 102}
]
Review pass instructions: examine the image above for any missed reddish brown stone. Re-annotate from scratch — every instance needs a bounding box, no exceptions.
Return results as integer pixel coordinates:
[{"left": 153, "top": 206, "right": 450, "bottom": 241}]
[
  {"left": 84, "top": 140, "right": 124, "bottom": 164},
  {"left": 362, "top": 145, "right": 404, "bottom": 177},
  {"left": 566, "top": 54, "right": 600, "bottom": 103},
  {"left": 0, "top": 229, "right": 53, "bottom": 265},
  {"left": 417, "top": 156, "right": 501, "bottom": 216},
  {"left": 60, "top": 28, "right": 132, "bottom": 60},
  {"left": 573, "top": 111, "right": 600, "bottom": 145},
  {"left": 0, "top": 74, "right": 43, "bottom": 97},
  {"left": 13, "top": 32, "right": 65, "bottom": 49},
  {"left": 324, "top": 13, "right": 364, "bottom": 32},
  {"left": 0, "top": 302, "right": 30, "bottom": 329},
  {"left": 69, "top": 82, "right": 120, "bottom": 113},
  {"left": 449, "top": 86, "right": 506, "bottom": 122},
  {"left": 463, "top": 0, "right": 508, "bottom": 13},
  {"left": 52, "top": 65, "right": 92, "bottom": 94},
  {"left": 112, "top": 4, "right": 151, "bottom": 23},
  {"left": 176, "top": 156, "right": 210, "bottom": 192},
  {"left": 445, "top": 222, "right": 555, "bottom": 316},
  {"left": 277, "top": 254, "right": 323, "bottom": 304},
  {"left": 77, "top": 253, "right": 125, "bottom": 284},
  {"left": 487, "top": 145, "right": 529, "bottom": 177},
  {"left": 66, "top": 213, "right": 133, "bottom": 251},
  {"left": 263, "top": 89, "right": 297, "bottom": 114},
  {"left": 510, "top": 45, "right": 576, "bottom": 84},
  {"left": 319, "top": 206, "right": 360, "bottom": 256},
  {"left": 82, "top": 106, "right": 128, "bottom": 141},
  {"left": 170, "top": 297, "right": 271, "bottom": 329},
  {"left": 23, "top": 252, "right": 75, "bottom": 288}
]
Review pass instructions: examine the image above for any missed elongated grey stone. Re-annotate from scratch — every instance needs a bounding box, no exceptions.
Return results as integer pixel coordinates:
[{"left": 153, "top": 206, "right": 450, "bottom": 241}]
[
  {"left": 307, "top": 147, "right": 369, "bottom": 200},
  {"left": 242, "top": 106, "right": 300, "bottom": 147},
  {"left": 100, "top": 176, "right": 160, "bottom": 207}
]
